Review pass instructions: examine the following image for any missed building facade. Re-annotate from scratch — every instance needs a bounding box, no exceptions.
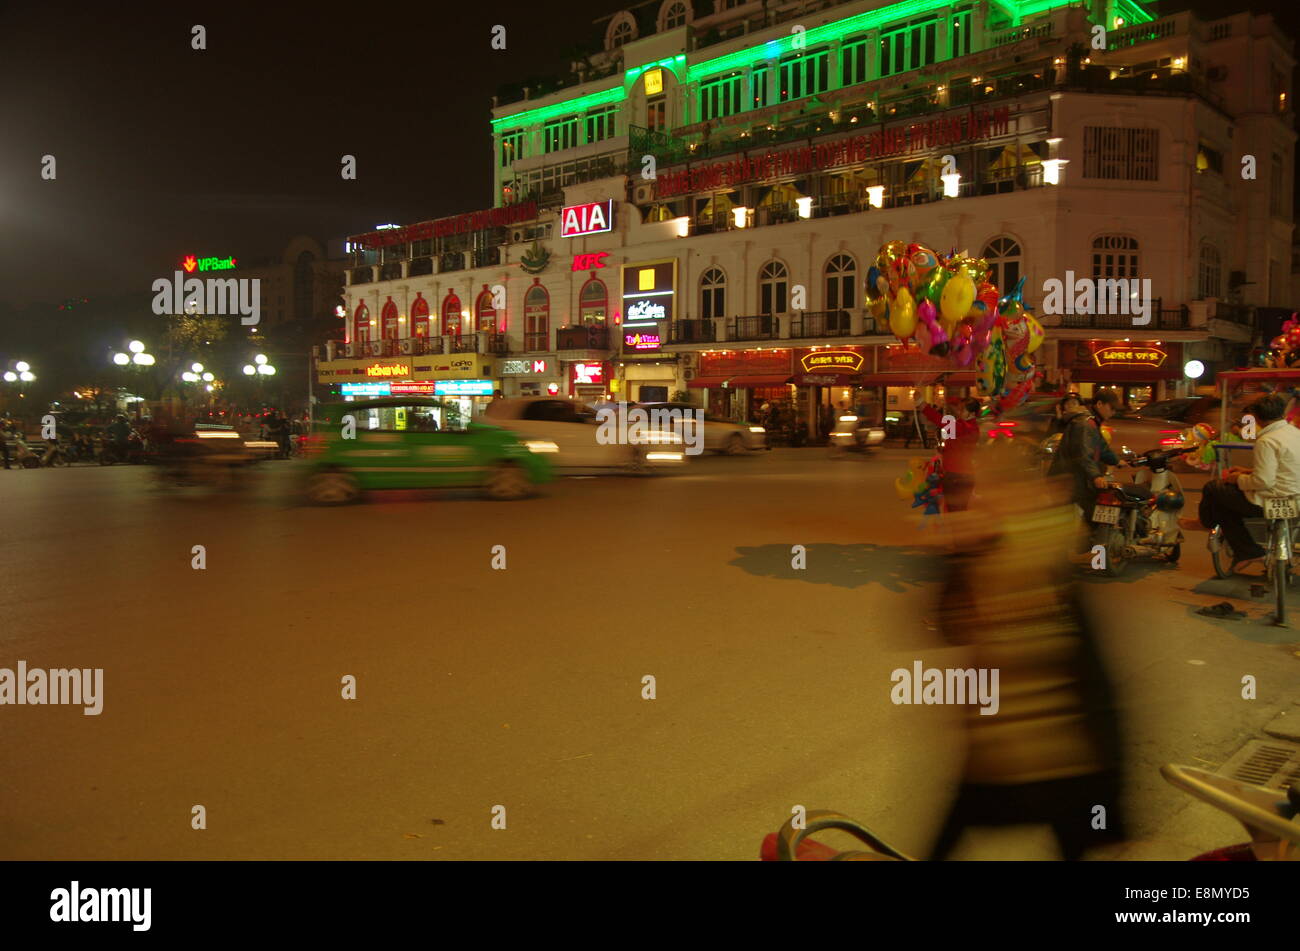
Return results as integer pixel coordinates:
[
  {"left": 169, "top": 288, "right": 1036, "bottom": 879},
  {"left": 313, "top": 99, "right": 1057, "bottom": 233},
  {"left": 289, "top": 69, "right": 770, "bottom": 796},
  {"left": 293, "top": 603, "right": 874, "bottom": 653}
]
[{"left": 319, "top": 0, "right": 1295, "bottom": 434}]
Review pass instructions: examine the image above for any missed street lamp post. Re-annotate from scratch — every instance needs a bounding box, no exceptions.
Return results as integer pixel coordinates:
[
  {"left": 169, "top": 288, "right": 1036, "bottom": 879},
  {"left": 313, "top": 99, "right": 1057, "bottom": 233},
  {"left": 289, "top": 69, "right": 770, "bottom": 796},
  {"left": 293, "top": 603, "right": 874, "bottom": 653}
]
[{"left": 110, "top": 342, "right": 155, "bottom": 419}]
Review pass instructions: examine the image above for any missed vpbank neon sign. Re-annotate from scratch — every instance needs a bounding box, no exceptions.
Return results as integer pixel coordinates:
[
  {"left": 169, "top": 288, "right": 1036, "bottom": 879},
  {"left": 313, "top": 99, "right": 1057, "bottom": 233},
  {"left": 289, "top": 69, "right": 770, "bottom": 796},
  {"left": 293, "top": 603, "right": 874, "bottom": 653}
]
[{"left": 182, "top": 254, "right": 237, "bottom": 273}]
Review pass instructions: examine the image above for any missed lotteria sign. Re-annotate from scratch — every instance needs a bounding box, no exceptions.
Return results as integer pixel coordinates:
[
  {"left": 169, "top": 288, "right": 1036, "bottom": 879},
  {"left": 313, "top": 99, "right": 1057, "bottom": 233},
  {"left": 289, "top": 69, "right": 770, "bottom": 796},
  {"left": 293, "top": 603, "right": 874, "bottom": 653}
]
[
  {"left": 182, "top": 255, "right": 236, "bottom": 273},
  {"left": 560, "top": 200, "right": 614, "bottom": 238}
]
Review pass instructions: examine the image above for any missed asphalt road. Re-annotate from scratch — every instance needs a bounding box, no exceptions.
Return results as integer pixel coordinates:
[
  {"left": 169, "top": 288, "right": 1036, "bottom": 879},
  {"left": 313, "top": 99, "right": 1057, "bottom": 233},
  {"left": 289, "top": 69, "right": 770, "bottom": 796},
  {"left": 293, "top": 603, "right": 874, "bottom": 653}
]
[{"left": 1, "top": 449, "right": 1296, "bottom": 860}]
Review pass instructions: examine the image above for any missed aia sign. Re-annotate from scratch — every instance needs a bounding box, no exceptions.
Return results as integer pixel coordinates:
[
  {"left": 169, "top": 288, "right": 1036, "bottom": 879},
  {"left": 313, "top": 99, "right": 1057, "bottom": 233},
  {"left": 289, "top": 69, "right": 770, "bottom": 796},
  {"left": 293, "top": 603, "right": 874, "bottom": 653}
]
[{"left": 560, "top": 200, "right": 613, "bottom": 238}]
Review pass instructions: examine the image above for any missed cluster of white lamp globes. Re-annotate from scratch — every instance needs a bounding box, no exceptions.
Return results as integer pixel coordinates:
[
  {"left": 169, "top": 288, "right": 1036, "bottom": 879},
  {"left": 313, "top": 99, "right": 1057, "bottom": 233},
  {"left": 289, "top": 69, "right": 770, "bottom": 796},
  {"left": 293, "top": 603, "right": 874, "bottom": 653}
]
[
  {"left": 182, "top": 363, "right": 217, "bottom": 393},
  {"left": 243, "top": 354, "right": 276, "bottom": 377},
  {"left": 112, "top": 340, "right": 155, "bottom": 367},
  {"left": 3, "top": 360, "right": 35, "bottom": 383}
]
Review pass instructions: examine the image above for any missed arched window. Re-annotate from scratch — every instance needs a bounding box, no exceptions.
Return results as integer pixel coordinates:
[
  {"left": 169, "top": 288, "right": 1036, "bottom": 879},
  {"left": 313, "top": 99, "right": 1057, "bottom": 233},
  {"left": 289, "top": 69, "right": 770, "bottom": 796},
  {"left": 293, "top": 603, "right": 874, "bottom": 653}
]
[
  {"left": 579, "top": 277, "right": 608, "bottom": 327},
  {"left": 1091, "top": 234, "right": 1140, "bottom": 281},
  {"left": 824, "top": 254, "right": 856, "bottom": 310},
  {"left": 1198, "top": 243, "right": 1222, "bottom": 298},
  {"left": 982, "top": 236, "right": 1022, "bottom": 294},
  {"left": 381, "top": 298, "right": 399, "bottom": 340},
  {"left": 353, "top": 302, "right": 371, "bottom": 344},
  {"left": 475, "top": 284, "right": 497, "bottom": 333},
  {"left": 759, "top": 260, "right": 789, "bottom": 315},
  {"left": 607, "top": 12, "right": 636, "bottom": 50},
  {"left": 410, "top": 293, "right": 430, "bottom": 337},
  {"left": 524, "top": 280, "right": 550, "bottom": 351},
  {"left": 700, "top": 267, "right": 726, "bottom": 319},
  {"left": 441, "top": 291, "right": 463, "bottom": 337},
  {"left": 660, "top": 0, "right": 689, "bottom": 30}
]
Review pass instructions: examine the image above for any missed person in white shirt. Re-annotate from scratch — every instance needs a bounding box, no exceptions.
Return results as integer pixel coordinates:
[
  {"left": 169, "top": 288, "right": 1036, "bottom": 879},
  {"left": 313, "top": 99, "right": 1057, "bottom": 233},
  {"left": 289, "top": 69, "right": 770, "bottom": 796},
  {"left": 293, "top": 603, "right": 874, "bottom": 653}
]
[{"left": 1198, "top": 393, "right": 1300, "bottom": 573}]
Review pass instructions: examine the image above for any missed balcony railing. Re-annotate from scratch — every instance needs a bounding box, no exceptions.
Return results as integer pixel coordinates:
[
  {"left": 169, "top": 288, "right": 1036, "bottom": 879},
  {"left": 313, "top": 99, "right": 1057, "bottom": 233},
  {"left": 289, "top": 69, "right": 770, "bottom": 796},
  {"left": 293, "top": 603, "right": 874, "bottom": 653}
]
[
  {"left": 408, "top": 257, "right": 433, "bottom": 277},
  {"left": 1050, "top": 302, "right": 1191, "bottom": 331},
  {"left": 790, "top": 310, "right": 852, "bottom": 339},
  {"left": 556, "top": 326, "right": 610, "bottom": 350},
  {"left": 671, "top": 319, "right": 717, "bottom": 344},
  {"left": 729, "top": 316, "right": 780, "bottom": 341},
  {"left": 379, "top": 262, "right": 402, "bottom": 281},
  {"left": 350, "top": 266, "right": 373, "bottom": 285},
  {"left": 439, "top": 252, "right": 465, "bottom": 273},
  {"left": 472, "top": 247, "right": 501, "bottom": 268}
]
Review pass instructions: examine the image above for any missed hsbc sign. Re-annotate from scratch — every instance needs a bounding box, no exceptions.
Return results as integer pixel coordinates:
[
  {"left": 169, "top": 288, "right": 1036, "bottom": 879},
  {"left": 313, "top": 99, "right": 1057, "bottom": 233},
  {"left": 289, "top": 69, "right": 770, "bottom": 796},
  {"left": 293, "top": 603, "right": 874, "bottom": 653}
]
[
  {"left": 560, "top": 200, "right": 614, "bottom": 238},
  {"left": 502, "top": 359, "right": 549, "bottom": 375}
]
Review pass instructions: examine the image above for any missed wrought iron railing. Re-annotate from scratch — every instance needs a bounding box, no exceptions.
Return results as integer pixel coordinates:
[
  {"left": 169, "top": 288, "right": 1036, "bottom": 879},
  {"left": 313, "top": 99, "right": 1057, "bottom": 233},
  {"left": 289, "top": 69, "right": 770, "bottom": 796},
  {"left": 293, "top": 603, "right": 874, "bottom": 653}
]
[
  {"left": 790, "top": 311, "right": 852, "bottom": 339},
  {"left": 729, "top": 315, "right": 780, "bottom": 340}
]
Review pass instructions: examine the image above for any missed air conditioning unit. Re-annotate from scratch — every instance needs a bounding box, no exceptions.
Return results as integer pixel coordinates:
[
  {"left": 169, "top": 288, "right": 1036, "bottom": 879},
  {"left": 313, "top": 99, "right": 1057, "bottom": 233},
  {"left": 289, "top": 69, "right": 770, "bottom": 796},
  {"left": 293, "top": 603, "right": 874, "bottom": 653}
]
[
  {"left": 370, "top": 341, "right": 383, "bottom": 357},
  {"left": 511, "top": 228, "right": 526, "bottom": 243},
  {"left": 633, "top": 182, "right": 655, "bottom": 204},
  {"left": 345, "top": 343, "right": 358, "bottom": 359},
  {"left": 399, "top": 339, "right": 415, "bottom": 355},
  {"left": 680, "top": 352, "right": 699, "bottom": 371},
  {"left": 684, "top": 368, "right": 696, "bottom": 381}
]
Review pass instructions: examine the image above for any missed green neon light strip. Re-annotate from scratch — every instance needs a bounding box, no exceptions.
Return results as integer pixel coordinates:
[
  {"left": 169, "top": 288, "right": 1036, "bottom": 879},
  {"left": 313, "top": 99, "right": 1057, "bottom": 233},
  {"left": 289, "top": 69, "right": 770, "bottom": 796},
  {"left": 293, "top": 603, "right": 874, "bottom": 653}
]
[
  {"left": 493, "top": 0, "right": 1158, "bottom": 126},
  {"left": 625, "top": 54, "right": 687, "bottom": 85},
  {"left": 1115, "top": 0, "right": 1156, "bottom": 25},
  {"left": 492, "top": 84, "right": 626, "bottom": 129}
]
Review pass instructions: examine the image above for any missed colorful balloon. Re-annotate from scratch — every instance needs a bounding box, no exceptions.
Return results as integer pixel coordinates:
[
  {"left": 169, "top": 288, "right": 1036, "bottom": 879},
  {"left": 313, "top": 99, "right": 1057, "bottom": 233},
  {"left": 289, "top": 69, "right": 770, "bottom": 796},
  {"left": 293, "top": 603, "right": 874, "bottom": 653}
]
[
  {"left": 940, "top": 272, "right": 976, "bottom": 328},
  {"left": 889, "top": 287, "right": 917, "bottom": 339},
  {"left": 1023, "top": 311, "right": 1045, "bottom": 354}
]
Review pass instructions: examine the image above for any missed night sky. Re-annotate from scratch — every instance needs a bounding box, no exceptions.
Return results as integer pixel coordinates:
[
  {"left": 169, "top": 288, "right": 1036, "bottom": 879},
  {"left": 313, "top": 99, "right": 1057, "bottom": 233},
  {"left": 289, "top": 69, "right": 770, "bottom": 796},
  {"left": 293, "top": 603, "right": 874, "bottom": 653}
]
[{"left": 0, "top": 0, "right": 1294, "bottom": 312}]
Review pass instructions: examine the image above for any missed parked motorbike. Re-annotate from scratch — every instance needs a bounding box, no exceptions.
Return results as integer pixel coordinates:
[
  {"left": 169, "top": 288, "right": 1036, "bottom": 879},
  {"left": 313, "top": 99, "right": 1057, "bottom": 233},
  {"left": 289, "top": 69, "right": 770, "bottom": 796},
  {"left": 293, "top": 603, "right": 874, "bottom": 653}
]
[
  {"left": 99, "top": 431, "right": 146, "bottom": 465},
  {"left": 1089, "top": 447, "right": 1187, "bottom": 576},
  {"left": 759, "top": 766, "right": 1300, "bottom": 861},
  {"left": 11, "top": 435, "right": 43, "bottom": 469},
  {"left": 827, "top": 414, "right": 886, "bottom": 456},
  {"left": 39, "top": 439, "right": 73, "bottom": 467}
]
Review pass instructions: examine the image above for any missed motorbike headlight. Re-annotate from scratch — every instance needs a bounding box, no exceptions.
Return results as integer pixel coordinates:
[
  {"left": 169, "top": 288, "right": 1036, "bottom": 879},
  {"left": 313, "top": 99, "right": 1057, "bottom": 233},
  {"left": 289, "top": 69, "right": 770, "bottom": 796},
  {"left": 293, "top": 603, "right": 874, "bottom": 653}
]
[
  {"left": 524, "top": 440, "right": 559, "bottom": 453},
  {"left": 748, "top": 427, "right": 765, "bottom": 433}
]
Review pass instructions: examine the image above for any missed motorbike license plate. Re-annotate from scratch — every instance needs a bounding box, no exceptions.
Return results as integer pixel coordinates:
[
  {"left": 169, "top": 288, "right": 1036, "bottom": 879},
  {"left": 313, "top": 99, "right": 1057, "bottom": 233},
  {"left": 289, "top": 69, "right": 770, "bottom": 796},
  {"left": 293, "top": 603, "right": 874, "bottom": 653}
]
[
  {"left": 1092, "top": 505, "right": 1122, "bottom": 525},
  {"left": 1263, "top": 497, "right": 1299, "bottom": 520}
]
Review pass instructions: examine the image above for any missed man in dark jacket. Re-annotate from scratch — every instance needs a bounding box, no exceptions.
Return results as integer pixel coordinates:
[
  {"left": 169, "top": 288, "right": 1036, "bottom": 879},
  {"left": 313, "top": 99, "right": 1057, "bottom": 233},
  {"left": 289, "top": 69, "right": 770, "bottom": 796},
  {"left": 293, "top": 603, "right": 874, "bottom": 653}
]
[{"left": 1054, "top": 391, "right": 1119, "bottom": 510}]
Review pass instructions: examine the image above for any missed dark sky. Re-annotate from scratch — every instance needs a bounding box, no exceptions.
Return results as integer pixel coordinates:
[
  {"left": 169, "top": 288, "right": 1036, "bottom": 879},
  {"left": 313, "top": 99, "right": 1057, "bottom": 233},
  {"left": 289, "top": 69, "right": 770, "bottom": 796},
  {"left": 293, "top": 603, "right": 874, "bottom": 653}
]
[
  {"left": 0, "top": 0, "right": 620, "bottom": 306},
  {"left": 0, "top": 0, "right": 1294, "bottom": 307}
]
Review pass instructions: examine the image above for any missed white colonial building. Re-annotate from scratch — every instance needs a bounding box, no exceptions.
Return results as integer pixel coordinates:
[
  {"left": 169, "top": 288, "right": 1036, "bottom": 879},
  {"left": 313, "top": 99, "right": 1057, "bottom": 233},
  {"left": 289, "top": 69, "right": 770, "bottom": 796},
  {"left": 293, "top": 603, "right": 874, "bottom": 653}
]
[{"left": 319, "top": 0, "right": 1295, "bottom": 435}]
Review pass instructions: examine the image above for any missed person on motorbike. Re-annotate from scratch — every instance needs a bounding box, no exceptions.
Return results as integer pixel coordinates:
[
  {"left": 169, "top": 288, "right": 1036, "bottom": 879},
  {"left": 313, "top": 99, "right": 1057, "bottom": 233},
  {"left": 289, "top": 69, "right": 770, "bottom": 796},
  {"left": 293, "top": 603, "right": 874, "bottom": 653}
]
[
  {"left": 1199, "top": 394, "right": 1300, "bottom": 574},
  {"left": 1053, "top": 391, "right": 1120, "bottom": 516}
]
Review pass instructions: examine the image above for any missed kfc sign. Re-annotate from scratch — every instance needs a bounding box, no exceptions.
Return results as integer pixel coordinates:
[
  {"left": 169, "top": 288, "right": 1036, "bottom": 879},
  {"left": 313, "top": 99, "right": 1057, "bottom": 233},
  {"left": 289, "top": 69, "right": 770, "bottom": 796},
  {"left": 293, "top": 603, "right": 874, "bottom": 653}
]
[
  {"left": 561, "top": 200, "right": 613, "bottom": 238},
  {"left": 572, "top": 252, "right": 610, "bottom": 271},
  {"left": 572, "top": 362, "right": 605, "bottom": 385}
]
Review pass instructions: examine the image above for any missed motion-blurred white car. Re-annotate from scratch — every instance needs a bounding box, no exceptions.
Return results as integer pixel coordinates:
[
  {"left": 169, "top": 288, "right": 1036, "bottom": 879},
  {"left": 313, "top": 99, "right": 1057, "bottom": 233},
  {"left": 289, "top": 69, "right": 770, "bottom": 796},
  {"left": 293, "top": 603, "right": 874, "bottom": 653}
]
[
  {"left": 634, "top": 402, "right": 767, "bottom": 454},
  {"left": 484, "top": 397, "right": 685, "bottom": 471}
]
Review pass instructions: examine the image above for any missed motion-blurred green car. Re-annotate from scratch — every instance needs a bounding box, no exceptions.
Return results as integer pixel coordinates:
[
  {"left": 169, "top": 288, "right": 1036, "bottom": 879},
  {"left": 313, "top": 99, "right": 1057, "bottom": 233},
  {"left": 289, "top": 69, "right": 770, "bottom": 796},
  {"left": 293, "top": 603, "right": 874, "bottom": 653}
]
[{"left": 305, "top": 398, "right": 553, "bottom": 503}]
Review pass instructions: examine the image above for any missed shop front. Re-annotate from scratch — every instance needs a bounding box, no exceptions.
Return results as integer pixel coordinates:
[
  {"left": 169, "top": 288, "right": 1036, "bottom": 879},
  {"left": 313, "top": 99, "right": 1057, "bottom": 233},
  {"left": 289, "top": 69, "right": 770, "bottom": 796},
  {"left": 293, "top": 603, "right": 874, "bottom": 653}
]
[
  {"left": 690, "top": 348, "right": 794, "bottom": 428},
  {"left": 1057, "top": 340, "right": 1183, "bottom": 408},
  {"left": 317, "top": 353, "right": 500, "bottom": 421},
  {"left": 499, "top": 356, "right": 560, "bottom": 398},
  {"left": 792, "top": 346, "right": 879, "bottom": 432},
  {"left": 568, "top": 360, "right": 609, "bottom": 402}
]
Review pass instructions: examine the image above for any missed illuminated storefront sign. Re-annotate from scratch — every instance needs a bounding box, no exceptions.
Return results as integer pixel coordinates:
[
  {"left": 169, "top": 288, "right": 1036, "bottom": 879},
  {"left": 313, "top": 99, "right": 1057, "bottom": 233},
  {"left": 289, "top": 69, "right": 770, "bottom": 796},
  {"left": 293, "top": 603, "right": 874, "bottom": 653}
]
[
  {"left": 572, "top": 252, "right": 610, "bottom": 271},
  {"left": 502, "top": 359, "right": 549, "bottom": 374},
  {"left": 365, "top": 363, "right": 410, "bottom": 378},
  {"left": 560, "top": 200, "right": 614, "bottom": 238},
  {"left": 624, "top": 332, "right": 661, "bottom": 351},
  {"left": 390, "top": 382, "right": 438, "bottom": 395},
  {"left": 1092, "top": 345, "right": 1167, "bottom": 368},
  {"left": 572, "top": 362, "right": 605, "bottom": 385},
  {"left": 182, "top": 254, "right": 236, "bottom": 273},
  {"left": 621, "top": 259, "right": 676, "bottom": 337},
  {"left": 340, "top": 382, "right": 391, "bottom": 397},
  {"left": 799, "top": 349, "right": 865, "bottom": 374},
  {"left": 643, "top": 68, "right": 663, "bottom": 96},
  {"left": 435, "top": 379, "right": 495, "bottom": 396}
]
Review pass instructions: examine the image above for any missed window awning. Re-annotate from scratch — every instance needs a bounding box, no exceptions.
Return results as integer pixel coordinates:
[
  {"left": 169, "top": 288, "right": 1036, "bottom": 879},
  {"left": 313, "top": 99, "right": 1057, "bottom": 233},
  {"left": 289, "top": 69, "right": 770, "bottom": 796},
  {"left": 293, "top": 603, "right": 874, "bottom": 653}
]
[{"left": 688, "top": 375, "right": 794, "bottom": 389}]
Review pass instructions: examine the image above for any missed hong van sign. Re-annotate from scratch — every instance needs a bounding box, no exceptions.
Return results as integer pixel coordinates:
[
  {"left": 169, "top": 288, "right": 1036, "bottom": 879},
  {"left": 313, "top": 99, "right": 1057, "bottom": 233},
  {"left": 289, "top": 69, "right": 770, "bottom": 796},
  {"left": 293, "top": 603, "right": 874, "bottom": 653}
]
[{"left": 560, "top": 200, "right": 614, "bottom": 238}]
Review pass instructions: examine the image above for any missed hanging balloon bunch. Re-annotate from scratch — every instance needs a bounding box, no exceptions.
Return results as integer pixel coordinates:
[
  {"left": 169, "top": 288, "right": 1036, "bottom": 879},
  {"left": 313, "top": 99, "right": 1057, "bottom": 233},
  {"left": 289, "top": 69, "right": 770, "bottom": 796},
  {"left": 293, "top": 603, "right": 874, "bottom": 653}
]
[
  {"left": 864, "top": 241, "right": 1046, "bottom": 412},
  {"left": 1264, "top": 313, "right": 1300, "bottom": 368}
]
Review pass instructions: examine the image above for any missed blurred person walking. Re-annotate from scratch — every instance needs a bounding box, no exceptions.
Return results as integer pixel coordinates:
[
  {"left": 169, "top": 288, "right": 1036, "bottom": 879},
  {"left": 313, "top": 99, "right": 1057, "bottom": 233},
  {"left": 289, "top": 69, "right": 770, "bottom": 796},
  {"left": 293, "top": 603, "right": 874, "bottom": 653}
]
[
  {"left": 929, "top": 440, "right": 1127, "bottom": 859},
  {"left": 919, "top": 396, "right": 981, "bottom": 512}
]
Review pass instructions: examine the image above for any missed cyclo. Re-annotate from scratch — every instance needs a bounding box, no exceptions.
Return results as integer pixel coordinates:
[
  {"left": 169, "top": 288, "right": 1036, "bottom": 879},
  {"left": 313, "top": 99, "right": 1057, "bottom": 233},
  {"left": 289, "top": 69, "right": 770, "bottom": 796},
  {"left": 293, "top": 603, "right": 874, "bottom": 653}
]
[{"left": 1205, "top": 368, "right": 1300, "bottom": 625}]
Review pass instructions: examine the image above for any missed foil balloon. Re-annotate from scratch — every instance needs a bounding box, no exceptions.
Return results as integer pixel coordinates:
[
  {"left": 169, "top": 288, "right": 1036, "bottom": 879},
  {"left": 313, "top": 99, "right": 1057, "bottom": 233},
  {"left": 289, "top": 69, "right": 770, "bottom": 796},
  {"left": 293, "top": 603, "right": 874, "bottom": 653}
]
[
  {"left": 1023, "top": 311, "right": 1045, "bottom": 354},
  {"left": 907, "top": 244, "right": 939, "bottom": 291},
  {"left": 998, "top": 275, "right": 1028, "bottom": 316},
  {"left": 916, "top": 300, "right": 949, "bottom": 357},
  {"left": 939, "top": 272, "right": 976, "bottom": 328},
  {"left": 952, "top": 327, "right": 975, "bottom": 367},
  {"left": 975, "top": 326, "right": 1006, "bottom": 397},
  {"left": 877, "top": 241, "right": 909, "bottom": 294},
  {"left": 970, "top": 282, "right": 1001, "bottom": 333},
  {"left": 889, "top": 286, "right": 918, "bottom": 339},
  {"left": 865, "top": 266, "right": 889, "bottom": 321},
  {"left": 894, "top": 456, "right": 929, "bottom": 500}
]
